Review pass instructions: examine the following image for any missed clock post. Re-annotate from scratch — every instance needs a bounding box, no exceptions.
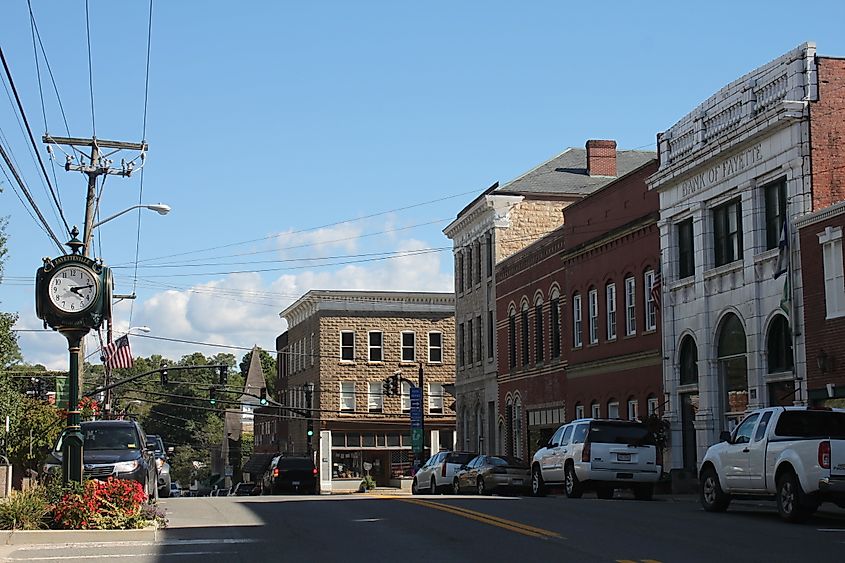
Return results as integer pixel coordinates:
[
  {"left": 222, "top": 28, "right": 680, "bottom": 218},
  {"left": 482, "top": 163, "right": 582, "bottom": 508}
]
[{"left": 35, "top": 228, "right": 112, "bottom": 484}]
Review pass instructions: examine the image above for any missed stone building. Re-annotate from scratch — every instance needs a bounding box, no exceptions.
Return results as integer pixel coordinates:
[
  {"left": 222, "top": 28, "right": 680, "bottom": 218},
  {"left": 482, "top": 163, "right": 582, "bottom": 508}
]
[
  {"left": 446, "top": 140, "right": 654, "bottom": 454},
  {"left": 275, "top": 290, "right": 455, "bottom": 492},
  {"left": 647, "top": 42, "right": 845, "bottom": 473}
]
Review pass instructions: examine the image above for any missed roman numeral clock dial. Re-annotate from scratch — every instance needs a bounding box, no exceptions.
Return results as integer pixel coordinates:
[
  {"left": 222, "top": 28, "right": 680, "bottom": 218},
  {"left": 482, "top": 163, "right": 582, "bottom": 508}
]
[{"left": 47, "top": 266, "right": 98, "bottom": 314}]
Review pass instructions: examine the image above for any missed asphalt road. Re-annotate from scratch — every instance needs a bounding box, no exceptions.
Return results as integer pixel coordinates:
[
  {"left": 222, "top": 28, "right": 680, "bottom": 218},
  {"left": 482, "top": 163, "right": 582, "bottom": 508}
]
[{"left": 4, "top": 491, "right": 845, "bottom": 562}]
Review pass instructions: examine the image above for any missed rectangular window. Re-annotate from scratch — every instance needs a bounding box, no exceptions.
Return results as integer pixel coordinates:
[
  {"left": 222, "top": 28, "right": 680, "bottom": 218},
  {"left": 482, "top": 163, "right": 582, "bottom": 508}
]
[
  {"left": 475, "top": 241, "right": 482, "bottom": 286},
  {"left": 588, "top": 289, "right": 598, "bottom": 344},
  {"left": 428, "top": 332, "right": 443, "bottom": 363},
  {"left": 401, "top": 381, "right": 411, "bottom": 413},
  {"left": 340, "top": 382, "right": 355, "bottom": 412},
  {"left": 765, "top": 179, "right": 787, "bottom": 250},
  {"left": 521, "top": 308, "right": 530, "bottom": 365},
  {"left": 508, "top": 315, "right": 517, "bottom": 369},
  {"left": 820, "top": 228, "right": 845, "bottom": 318},
  {"left": 551, "top": 297, "right": 561, "bottom": 358},
  {"left": 606, "top": 284, "right": 617, "bottom": 341},
  {"left": 485, "top": 233, "right": 493, "bottom": 278},
  {"left": 644, "top": 269, "right": 656, "bottom": 331},
  {"left": 713, "top": 199, "right": 743, "bottom": 266},
  {"left": 340, "top": 331, "right": 355, "bottom": 362},
  {"left": 607, "top": 401, "right": 620, "bottom": 419},
  {"left": 429, "top": 383, "right": 444, "bottom": 414},
  {"left": 476, "top": 315, "right": 483, "bottom": 363},
  {"left": 368, "top": 331, "right": 383, "bottom": 362},
  {"left": 457, "top": 252, "right": 464, "bottom": 293},
  {"left": 467, "top": 319, "right": 474, "bottom": 366},
  {"left": 628, "top": 399, "right": 639, "bottom": 421},
  {"left": 678, "top": 218, "right": 695, "bottom": 279},
  {"left": 466, "top": 246, "right": 474, "bottom": 289},
  {"left": 647, "top": 396, "right": 659, "bottom": 416},
  {"left": 458, "top": 323, "right": 465, "bottom": 367},
  {"left": 401, "top": 331, "right": 415, "bottom": 362},
  {"left": 625, "top": 277, "right": 636, "bottom": 336},
  {"left": 575, "top": 404, "right": 585, "bottom": 419},
  {"left": 487, "top": 310, "right": 494, "bottom": 360},
  {"left": 368, "top": 382, "right": 383, "bottom": 413},
  {"left": 591, "top": 403, "right": 601, "bottom": 418},
  {"left": 573, "top": 294, "right": 582, "bottom": 348},
  {"left": 535, "top": 303, "right": 544, "bottom": 363},
  {"left": 310, "top": 333, "right": 315, "bottom": 366}
]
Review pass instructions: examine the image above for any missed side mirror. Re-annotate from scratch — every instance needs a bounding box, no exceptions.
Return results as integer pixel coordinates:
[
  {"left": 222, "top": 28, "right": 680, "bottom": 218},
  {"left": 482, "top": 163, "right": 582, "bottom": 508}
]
[{"left": 720, "top": 431, "right": 732, "bottom": 444}]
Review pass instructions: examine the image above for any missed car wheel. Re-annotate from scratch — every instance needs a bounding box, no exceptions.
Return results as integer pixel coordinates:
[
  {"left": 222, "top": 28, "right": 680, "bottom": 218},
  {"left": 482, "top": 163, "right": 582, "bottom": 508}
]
[
  {"left": 431, "top": 477, "right": 439, "bottom": 495},
  {"left": 776, "top": 471, "right": 816, "bottom": 523},
  {"left": 411, "top": 478, "right": 420, "bottom": 495},
  {"left": 633, "top": 484, "right": 654, "bottom": 501},
  {"left": 452, "top": 478, "right": 461, "bottom": 495},
  {"left": 596, "top": 486, "right": 614, "bottom": 500},
  {"left": 531, "top": 466, "right": 546, "bottom": 497},
  {"left": 477, "top": 477, "right": 490, "bottom": 496},
  {"left": 564, "top": 465, "right": 583, "bottom": 499},
  {"left": 699, "top": 466, "right": 730, "bottom": 512}
]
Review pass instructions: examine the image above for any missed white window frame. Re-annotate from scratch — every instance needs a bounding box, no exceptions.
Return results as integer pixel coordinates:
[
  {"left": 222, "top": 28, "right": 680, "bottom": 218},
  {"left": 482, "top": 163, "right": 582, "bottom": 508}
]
[
  {"left": 606, "top": 283, "right": 616, "bottom": 341},
  {"left": 401, "top": 331, "right": 416, "bottom": 363},
  {"left": 591, "top": 402, "right": 600, "bottom": 418},
  {"left": 428, "top": 331, "right": 443, "bottom": 363},
  {"left": 401, "top": 381, "right": 411, "bottom": 413},
  {"left": 820, "top": 227, "right": 845, "bottom": 319},
  {"left": 572, "top": 294, "right": 582, "bottom": 348},
  {"left": 644, "top": 269, "right": 656, "bottom": 331},
  {"left": 340, "top": 382, "right": 355, "bottom": 412},
  {"left": 574, "top": 404, "right": 585, "bottom": 419},
  {"left": 429, "top": 383, "right": 444, "bottom": 414},
  {"left": 340, "top": 331, "right": 355, "bottom": 362},
  {"left": 627, "top": 399, "right": 639, "bottom": 421},
  {"left": 310, "top": 333, "right": 315, "bottom": 367},
  {"left": 368, "top": 331, "right": 383, "bottom": 362},
  {"left": 625, "top": 276, "right": 636, "bottom": 336},
  {"left": 607, "top": 401, "right": 620, "bottom": 419},
  {"left": 647, "top": 396, "right": 659, "bottom": 416},
  {"left": 588, "top": 288, "right": 599, "bottom": 344},
  {"left": 367, "top": 382, "right": 383, "bottom": 413}
]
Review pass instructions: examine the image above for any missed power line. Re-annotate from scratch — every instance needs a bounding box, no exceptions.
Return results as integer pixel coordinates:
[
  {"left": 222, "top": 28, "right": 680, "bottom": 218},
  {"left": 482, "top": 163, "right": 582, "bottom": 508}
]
[
  {"left": 27, "top": 1, "right": 71, "bottom": 136},
  {"left": 85, "top": 0, "right": 96, "bottom": 136}
]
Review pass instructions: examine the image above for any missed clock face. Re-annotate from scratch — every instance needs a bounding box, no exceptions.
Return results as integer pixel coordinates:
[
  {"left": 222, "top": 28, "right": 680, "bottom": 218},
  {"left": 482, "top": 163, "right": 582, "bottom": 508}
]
[{"left": 48, "top": 266, "right": 98, "bottom": 314}]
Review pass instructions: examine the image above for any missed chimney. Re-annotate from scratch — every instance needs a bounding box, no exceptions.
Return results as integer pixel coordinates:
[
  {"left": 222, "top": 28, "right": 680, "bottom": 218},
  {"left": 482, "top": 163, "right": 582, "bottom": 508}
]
[{"left": 586, "top": 140, "right": 617, "bottom": 177}]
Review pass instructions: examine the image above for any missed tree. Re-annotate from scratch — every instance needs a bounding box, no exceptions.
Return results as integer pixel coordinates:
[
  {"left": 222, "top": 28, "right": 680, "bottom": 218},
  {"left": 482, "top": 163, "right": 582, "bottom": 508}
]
[
  {"left": 0, "top": 217, "right": 22, "bottom": 369},
  {"left": 239, "top": 348, "right": 277, "bottom": 394}
]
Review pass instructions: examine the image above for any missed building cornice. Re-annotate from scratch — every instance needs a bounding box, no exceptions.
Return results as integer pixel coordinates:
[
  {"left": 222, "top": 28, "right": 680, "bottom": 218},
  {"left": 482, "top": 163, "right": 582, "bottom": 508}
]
[
  {"left": 566, "top": 349, "right": 661, "bottom": 379},
  {"left": 795, "top": 200, "right": 845, "bottom": 229},
  {"left": 444, "top": 194, "right": 524, "bottom": 245}
]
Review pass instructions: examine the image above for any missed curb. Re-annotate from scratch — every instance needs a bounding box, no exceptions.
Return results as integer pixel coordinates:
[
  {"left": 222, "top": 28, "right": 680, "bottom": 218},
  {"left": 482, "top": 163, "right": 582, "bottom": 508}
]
[{"left": 2, "top": 526, "right": 157, "bottom": 546}]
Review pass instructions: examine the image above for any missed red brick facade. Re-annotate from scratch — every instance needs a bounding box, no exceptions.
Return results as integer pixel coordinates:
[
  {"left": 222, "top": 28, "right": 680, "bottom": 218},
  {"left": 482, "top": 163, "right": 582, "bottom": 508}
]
[{"left": 809, "top": 58, "right": 845, "bottom": 211}]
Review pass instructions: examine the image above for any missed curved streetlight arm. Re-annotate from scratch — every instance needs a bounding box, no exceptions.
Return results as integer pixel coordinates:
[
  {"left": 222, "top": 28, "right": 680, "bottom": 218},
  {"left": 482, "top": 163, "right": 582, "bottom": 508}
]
[{"left": 91, "top": 204, "right": 171, "bottom": 229}]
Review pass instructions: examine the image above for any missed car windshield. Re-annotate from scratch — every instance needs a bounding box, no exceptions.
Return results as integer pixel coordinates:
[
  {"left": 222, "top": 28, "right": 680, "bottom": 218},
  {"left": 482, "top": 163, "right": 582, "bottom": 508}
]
[
  {"left": 277, "top": 458, "right": 314, "bottom": 470},
  {"left": 588, "top": 421, "right": 655, "bottom": 446},
  {"left": 774, "top": 411, "right": 845, "bottom": 439},
  {"left": 54, "top": 425, "right": 139, "bottom": 452}
]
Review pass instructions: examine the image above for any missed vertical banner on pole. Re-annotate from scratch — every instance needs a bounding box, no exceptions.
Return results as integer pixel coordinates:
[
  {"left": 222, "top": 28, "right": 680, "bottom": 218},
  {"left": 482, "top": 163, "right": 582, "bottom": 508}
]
[{"left": 410, "top": 387, "right": 423, "bottom": 455}]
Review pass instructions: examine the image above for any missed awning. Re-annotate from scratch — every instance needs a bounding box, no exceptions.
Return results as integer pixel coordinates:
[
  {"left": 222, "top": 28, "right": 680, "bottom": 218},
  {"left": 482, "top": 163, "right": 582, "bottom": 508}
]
[{"left": 242, "top": 452, "right": 276, "bottom": 475}]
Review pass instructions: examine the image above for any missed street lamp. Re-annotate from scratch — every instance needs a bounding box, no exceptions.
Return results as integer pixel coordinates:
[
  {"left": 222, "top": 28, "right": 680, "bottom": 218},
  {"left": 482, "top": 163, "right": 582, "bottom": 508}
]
[{"left": 91, "top": 203, "right": 171, "bottom": 229}]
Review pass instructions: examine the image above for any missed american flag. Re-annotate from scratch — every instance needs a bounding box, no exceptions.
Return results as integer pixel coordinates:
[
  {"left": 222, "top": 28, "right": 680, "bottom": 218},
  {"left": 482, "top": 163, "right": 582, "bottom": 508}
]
[
  {"left": 104, "top": 335, "right": 134, "bottom": 369},
  {"left": 651, "top": 269, "right": 662, "bottom": 311}
]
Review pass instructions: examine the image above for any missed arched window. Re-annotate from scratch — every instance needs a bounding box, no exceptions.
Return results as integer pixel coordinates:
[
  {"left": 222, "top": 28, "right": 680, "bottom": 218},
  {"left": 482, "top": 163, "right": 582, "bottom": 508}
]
[
  {"left": 475, "top": 404, "right": 483, "bottom": 453},
  {"left": 718, "top": 313, "right": 748, "bottom": 429},
  {"left": 573, "top": 292, "right": 583, "bottom": 348},
  {"left": 607, "top": 398, "right": 620, "bottom": 419},
  {"left": 679, "top": 336, "right": 699, "bottom": 386},
  {"left": 574, "top": 401, "right": 585, "bottom": 419},
  {"left": 535, "top": 295, "right": 545, "bottom": 363},
  {"left": 767, "top": 316, "right": 794, "bottom": 374},
  {"left": 513, "top": 396, "right": 523, "bottom": 458},
  {"left": 550, "top": 287, "right": 561, "bottom": 359},
  {"left": 508, "top": 307, "right": 517, "bottom": 369},
  {"left": 627, "top": 396, "right": 639, "bottom": 420},
  {"left": 590, "top": 400, "right": 600, "bottom": 419},
  {"left": 462, "top": 406, "right": 470, "bottom": 451},
  {"left": 521, "top": 301, "right": 530, "bottom": 366}
]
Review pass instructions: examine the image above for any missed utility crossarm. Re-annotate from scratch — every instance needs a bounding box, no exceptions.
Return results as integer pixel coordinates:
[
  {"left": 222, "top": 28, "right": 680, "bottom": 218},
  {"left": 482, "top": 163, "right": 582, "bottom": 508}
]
[{"left": 42, "top": 135, "right": 147, "bottom": 151}]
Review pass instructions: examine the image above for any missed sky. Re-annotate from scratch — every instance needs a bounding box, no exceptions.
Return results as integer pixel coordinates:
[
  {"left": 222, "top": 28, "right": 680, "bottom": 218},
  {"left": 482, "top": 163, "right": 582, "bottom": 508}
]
[{"left": 2, "top": 0, "right": 845, "bottom": 369}]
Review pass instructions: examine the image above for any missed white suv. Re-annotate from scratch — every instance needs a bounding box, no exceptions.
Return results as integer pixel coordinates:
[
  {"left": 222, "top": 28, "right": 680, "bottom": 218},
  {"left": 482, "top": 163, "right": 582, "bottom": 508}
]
[
  {"left": 413, "top": 451, "right": 476, "bottom": 495},
  {"left": 531, "top": 419, "right": 661, "bottom": 500}
]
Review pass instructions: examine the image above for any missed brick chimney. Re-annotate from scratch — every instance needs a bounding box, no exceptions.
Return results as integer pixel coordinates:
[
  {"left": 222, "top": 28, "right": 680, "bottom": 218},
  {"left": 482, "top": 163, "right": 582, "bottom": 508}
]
[{"left": 586, "top": 139, "right": 617, "bottom": 177}]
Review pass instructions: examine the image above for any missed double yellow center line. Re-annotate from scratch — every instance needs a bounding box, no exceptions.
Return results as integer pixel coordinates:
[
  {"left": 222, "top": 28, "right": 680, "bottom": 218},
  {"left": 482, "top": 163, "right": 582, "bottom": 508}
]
[{"left": 399, "top": 498, "right": 563, "bottom": 540}]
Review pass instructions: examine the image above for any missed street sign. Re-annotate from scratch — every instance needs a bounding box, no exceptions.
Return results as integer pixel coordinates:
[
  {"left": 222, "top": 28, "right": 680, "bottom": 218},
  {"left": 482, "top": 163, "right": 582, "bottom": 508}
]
[
  {"left": 410, "top": 387, "right": 423, "bottom": 453},
  {"left": 224, "top": 465, "right": 233, "bottom": 477}
]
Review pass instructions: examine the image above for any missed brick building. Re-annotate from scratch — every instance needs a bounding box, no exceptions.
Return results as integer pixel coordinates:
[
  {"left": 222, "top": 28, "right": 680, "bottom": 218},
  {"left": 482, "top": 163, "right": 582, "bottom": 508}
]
[
  {"left": 273, "top": 290, "right": 455, "bottom": 492},
  {"left": 446, "top": 141, "right": 654, "bottom": 455},
  {"left": 798, "top": 201, "right": 845, "bottom": 406},
  {"left": 647, "top": 43, "right": 845, "bottom": 473},
  {"left": 561, "top": 159, "right": 662, "bottom": 431}
]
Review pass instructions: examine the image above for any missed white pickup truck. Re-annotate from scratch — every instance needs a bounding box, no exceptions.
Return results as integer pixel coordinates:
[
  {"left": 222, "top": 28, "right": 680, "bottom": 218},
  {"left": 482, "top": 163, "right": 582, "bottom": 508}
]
[{"left": 699, "top": 406, "right": 845, "bottom": 522}]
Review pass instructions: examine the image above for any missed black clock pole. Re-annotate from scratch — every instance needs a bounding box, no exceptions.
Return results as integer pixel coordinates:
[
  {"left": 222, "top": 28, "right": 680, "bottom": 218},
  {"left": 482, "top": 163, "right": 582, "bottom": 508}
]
[{"left": 60, "top": 328, "right": 88, "bottom": 484}]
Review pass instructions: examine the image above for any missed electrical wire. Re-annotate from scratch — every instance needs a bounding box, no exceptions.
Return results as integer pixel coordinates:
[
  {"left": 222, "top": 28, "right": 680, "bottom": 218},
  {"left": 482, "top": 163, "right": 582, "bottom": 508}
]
[{"left": 85, "top": 0, "right": 96, "bottom": 137}]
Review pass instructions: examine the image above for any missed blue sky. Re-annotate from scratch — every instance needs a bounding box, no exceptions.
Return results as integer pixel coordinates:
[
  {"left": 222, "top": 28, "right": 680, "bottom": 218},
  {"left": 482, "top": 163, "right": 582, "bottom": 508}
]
[{"left": 2, "top": 1, "right": 845, "bottom": 367}]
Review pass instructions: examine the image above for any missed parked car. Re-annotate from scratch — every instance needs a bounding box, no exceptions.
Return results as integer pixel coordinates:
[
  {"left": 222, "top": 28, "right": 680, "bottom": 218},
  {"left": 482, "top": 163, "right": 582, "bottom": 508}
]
[
  {"left": 700, "top": 406, "right": 845, "bottom": 523},
  {"left": 531, "top": 418, "right": 661, "bottom": 500},
  {"left": 412, "top": 451, "right": 476, "bottom": 495},
  {"left": 42, "top": 420, "right": 159, "bottom": 500},
  {"left": 263, "top": 455, "right": 318, "bottom": 494},
  {"left": 452, "top": 455, "right": 530, "bottom": 495},
  {"left": 145, "top": 434, "right": 171, "bottom": 498},
  {"left": 231, "top": 482, "right": 258, "bottom": 496},
  {"left": 169, "top": 483, "right": 182, "bottom": 498}
]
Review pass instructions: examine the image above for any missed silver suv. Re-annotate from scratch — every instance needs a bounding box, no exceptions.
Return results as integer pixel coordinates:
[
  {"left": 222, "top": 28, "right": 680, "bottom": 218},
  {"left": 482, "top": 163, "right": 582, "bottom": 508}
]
[
  {"left": 412, "top": 451, "right": 476, "bottom": 495},
  {"left": 531, "top": 419, "right": 661, "bottom": 500}
]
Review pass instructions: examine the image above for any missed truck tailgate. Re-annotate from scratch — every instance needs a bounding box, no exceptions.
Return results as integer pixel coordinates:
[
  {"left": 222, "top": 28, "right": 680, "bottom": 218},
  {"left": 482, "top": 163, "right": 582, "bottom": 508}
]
[{"left": 831, "top": 439, "right": 845, "bottom": 478}]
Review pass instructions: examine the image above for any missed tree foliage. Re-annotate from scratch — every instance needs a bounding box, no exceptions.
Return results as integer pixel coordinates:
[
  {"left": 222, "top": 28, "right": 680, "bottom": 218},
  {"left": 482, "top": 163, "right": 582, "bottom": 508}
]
[
  {"left": 0, "top": 374, "right": 63, "bottom": 475},
  {"left": 0, "top": 217, "right": 22, "bottom": 369}
]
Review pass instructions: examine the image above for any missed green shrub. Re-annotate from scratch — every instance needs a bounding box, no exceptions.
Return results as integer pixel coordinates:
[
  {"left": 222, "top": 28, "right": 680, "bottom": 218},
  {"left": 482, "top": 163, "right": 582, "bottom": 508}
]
[
  {"left": 359, "top": 475, "right": 377, "bottom": 492},
  {"left": 0, "top": 486, "right": 50, "bottom": 530}
]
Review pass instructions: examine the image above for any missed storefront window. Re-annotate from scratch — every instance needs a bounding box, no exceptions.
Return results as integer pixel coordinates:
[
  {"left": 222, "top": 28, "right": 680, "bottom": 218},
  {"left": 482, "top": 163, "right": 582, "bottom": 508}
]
[
  {"left": 332, "top": 451, "right": 363, "bottom": 479},
  {"left": 718, "top": 313, "right": 748, "bottom": 430}
]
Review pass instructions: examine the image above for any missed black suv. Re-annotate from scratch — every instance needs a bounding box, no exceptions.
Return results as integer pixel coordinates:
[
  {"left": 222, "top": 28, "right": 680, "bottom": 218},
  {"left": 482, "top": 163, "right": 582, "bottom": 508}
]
[
  {"left": 42, "top": 420, "right": 159, "bottom": 500},
  {"left": 264, "top": 455, "right": 318, "bottom": 494}
]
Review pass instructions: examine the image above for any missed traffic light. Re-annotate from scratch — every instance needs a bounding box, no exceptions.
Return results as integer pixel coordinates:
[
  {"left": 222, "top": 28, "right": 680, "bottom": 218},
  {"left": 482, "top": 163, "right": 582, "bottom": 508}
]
[
  {"left": 259, "top": 387, "right": 268, "bottom": 406},
  {"left": 306, "top": 419, "right": 314, "bottom": 438},
  {"left": 160, "top": 362, "right": 169, "bottom": 385},
  {"left": 382, "top": 377, "right": 392, "bottom": 397},
  {"left": 209, "top": 385, "right": 218, "bottom": 405},
  {"left": 391, "top": 374, "right": 400, "bottom": 396},
  {"left": 219, "top": 365, "right": 228, "bottom": 386}
]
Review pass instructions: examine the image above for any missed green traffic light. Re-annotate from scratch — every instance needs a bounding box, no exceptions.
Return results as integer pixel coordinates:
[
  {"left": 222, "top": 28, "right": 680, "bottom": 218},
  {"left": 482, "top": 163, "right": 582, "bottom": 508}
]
[
  {"left": 307, "top": 429, "right": 314, "bottom": 437},
  {"left": 210, "top": 398, "right": 217, "bottom": 405},
  {"left": 260, "top": 398, "right": 268, "bottom": 406}
]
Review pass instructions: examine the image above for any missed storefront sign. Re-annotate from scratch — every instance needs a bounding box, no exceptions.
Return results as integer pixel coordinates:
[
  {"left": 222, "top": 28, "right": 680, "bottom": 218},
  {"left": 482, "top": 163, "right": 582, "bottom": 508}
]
[
  {"left": 679, "top": 142, "right": 764, "bottom": 201},
  {"left": 410, "top": 387, "right": 423, "bottom": 453}
]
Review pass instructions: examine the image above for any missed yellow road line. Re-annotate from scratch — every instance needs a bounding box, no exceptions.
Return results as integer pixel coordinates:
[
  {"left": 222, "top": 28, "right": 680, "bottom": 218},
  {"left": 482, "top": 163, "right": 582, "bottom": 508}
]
[{"left": 399, "top": 498, "right": 562, "bottom": 539}]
